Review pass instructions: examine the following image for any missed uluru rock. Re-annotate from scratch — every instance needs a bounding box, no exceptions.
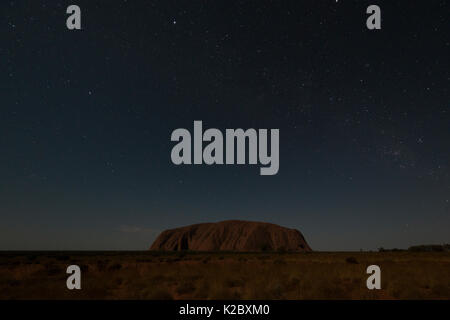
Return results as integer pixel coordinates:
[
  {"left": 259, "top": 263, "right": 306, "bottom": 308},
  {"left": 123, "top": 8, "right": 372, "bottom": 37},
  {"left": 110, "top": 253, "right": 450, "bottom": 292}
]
[{"left": 150, "top": 220, "right": 312, "bottom": 252}]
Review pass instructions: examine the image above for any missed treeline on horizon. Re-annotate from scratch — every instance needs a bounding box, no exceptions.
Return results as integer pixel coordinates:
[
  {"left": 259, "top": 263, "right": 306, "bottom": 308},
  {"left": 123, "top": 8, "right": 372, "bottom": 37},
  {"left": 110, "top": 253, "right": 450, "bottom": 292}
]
[{"left": 378, "top": 244, "right": 450, "bottom": 252}]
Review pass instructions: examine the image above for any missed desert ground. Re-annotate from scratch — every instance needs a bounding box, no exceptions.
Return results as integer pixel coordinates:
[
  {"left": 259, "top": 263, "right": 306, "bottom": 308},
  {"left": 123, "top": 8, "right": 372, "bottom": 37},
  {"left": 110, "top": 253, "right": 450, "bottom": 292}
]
[{"left": 0, "top": 251, "right": 449, "bottom": 300}]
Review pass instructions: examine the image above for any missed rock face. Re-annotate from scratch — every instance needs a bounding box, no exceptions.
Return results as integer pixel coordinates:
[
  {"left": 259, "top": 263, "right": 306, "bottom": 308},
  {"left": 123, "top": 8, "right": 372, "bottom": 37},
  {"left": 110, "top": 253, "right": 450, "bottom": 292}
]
[{"left": 150, "top": 220, "right": 312, "bottom": 252}]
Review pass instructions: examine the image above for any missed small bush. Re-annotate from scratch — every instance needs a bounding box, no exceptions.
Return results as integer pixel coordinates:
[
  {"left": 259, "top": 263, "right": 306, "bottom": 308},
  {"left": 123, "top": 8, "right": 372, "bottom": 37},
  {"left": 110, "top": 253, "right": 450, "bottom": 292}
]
[
  {"left": 273, "top": 258, "right": 286, "bottom": 265},
  {"left": 47, "top": 265, "right": 64, "bottom": 276},
  {"left": 149, "top": 289, "right": 174, "bottom": 300},
  {"left": 108, "top": 263, "right": 122, "bottom": 271},
  {"left": 9, "top": 280, "right": 21, "bottom": 287},
  {"left": 202, "top": 257, "right": 210, "bottom": 264},
  {"left": 176, "top": 282, "right": 196, "bottom": 295},
  {"left": 225, "top": 278, "right": 244, "bottom": 288},
  {"left": 345, "top": 257, "right": 358, "bottom": 264},
  {"left": 55, "top": 255, "right": 70, "bottom": 261}
]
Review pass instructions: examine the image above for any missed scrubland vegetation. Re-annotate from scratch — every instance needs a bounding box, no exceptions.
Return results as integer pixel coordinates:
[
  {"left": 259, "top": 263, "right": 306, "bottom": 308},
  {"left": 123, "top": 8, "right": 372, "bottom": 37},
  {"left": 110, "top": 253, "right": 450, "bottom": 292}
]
[{"left": 0, "top": 251, "right": 449, "bottom": 299}]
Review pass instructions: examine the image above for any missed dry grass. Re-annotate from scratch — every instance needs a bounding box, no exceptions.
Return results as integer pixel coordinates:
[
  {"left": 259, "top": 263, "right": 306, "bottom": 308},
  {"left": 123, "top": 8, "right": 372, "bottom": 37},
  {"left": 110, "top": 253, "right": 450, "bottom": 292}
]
[{"left": 0, "top": 251, "right": 449, "bottom": 299}]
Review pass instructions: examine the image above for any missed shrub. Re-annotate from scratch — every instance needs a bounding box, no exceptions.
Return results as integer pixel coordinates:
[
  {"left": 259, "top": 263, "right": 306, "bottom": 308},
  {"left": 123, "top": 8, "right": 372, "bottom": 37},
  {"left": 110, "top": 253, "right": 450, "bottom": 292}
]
[
  {"left": 273, "top": 258, "right": 286, "bottom": 265},
  {"left": 345, "top": 257, "right": 358, "bottom": 264},
  {"left": 108, "top": 263, "right": 122, "bottom": 271},
  {"left": 47, "top": 265, "right": 64, "bottom": 276},
  {"left": 176, "top": 282, "right": 196, "bottom": 295},
  {"left": 149, "top": 289, "right": 174, "bottom": 300}
]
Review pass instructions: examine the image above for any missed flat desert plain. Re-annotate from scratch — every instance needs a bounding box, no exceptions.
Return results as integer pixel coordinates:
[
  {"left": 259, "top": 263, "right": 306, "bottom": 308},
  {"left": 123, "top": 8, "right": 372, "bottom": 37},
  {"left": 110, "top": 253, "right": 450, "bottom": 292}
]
[{"left": 0, "top": 251, "right": 449, "bottom": 299}]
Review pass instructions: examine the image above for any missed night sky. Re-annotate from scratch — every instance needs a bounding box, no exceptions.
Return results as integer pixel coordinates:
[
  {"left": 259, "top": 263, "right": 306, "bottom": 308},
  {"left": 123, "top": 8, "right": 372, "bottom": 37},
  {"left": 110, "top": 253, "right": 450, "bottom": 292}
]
[{"left": 1, "top": 0, "right": 449, "bottom": 251}]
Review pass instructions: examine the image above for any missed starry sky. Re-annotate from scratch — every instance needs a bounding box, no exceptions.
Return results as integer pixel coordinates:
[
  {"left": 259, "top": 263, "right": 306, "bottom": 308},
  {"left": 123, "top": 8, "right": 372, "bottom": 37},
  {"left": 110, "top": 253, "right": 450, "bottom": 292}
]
[{"left": 1, "top": 0, "right": 449, "bottom": 251}]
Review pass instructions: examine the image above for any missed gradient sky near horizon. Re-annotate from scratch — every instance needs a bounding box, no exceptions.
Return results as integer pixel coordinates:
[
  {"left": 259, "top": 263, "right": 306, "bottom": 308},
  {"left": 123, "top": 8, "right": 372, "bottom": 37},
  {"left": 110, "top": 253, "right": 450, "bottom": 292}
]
[{"left": 1, "top": 0, "right": 449, "bottom": 251}]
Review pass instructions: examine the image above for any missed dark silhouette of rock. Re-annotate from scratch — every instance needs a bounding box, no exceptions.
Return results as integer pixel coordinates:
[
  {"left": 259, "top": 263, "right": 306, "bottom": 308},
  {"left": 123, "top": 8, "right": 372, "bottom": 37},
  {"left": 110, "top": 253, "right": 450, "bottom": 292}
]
[{"left": 150, "top": 220, "right": 312, "bottom": 252}]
